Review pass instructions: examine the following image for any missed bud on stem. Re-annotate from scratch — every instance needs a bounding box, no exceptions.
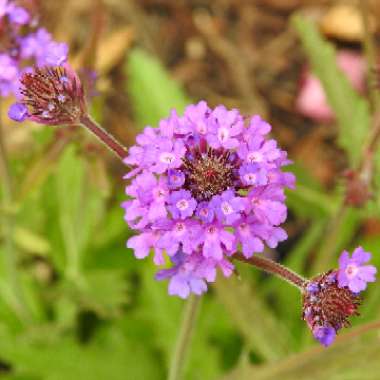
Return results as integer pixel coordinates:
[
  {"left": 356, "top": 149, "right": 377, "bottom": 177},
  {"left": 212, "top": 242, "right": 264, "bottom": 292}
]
[{"left": 8, "top": 64, "right": 128, "bottom": 160}]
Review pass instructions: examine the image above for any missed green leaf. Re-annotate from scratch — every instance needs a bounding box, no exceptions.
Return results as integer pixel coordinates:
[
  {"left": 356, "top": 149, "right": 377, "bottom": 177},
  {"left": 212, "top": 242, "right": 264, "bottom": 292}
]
[
  {"left": 214, "top": 274, "right": 292, "bottom": 361},
  {"left": 43, "top": 146, "right": 106, "bottom": 277},
  {"left": 292, "top": 15, "right": 371, "bottom": 167},
  {"left": 126, "top": 48, "right": 191, "bottom": 128},
  {"left": 78, "top": 270, "right": 129, "bottom": 317},
  {"left": 286, "top": 164, "right": 337, "bottom": 218},
  {"left": 0, "top": 325, "right": 163, "bottom": 380},
  {"left": 223, "top": 321, "right": 380, "bottom": 380},
  {"left": 311, "top": 207, "right": 361, "bottom": 273},
  {"left": 13, "top": 227, "right": 50, "bottom": 257}
]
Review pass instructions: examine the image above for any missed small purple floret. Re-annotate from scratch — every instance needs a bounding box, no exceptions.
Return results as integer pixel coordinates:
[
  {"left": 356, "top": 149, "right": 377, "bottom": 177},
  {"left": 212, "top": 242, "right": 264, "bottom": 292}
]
[
  {"left": 210, "top": 190, "right": 245, "bottom": 225},
  {"left": 337, "top": 247, "right": 377, "bottom": 293},
  {"left": 7, "top": 4, "right": 30, "bottom": 24},
  {"left": 168, "top": 190, "right": 197, "bottom": 220},
  {"left": 196, "top": 202, "right": 215, "bottom": 223},
  {"left": 306, "top": 282, "right": 319, "bottom": 294},
  {"left": 313, "top": 325, "right": 336, "bottom": 347},
  {"left": 167, "top": 169, "right": 185, "bottom": 189},
  {"left": 239, "top": 163, "right": 267, "bottom": 186},
  {"left": 8, "top": 103, "right": 28, "bottom": 121}
]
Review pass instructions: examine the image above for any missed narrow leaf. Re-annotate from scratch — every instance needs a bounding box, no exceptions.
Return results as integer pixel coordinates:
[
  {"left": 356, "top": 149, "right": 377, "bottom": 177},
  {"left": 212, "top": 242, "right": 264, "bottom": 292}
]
[
  {"left": 292, "top": 15, "right": 371, "bottom": 167},
  {"left": 126, "top": 48, "right": 191, "bottom": 128}
]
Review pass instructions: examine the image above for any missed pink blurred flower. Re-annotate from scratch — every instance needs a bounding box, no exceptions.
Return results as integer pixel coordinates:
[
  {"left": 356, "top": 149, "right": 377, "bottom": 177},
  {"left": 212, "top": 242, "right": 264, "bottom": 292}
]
[{"left": 296, "top": 50, "right": 366, "bottom": 123}]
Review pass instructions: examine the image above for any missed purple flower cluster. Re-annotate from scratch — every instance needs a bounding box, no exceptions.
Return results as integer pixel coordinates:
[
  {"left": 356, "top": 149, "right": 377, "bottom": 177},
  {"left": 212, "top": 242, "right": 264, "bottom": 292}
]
[
  {"left": 303, "top": 247, "right": 376, "bottom": 347},
  {"left": 0, "top": 0, "right": 68, "bottom": 97},
  {"left": 123, "top": 101, "right": 295, "bottom": 298}
]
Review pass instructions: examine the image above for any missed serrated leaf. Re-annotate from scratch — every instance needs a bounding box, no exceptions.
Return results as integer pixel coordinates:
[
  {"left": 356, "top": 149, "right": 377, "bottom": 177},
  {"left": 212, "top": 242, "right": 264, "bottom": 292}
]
[
  {"left": 292, "top": 15, "right": 371, "bottom": 167},
  {"left": 126, "top": 48, "right": 191, "bottom": 128}
]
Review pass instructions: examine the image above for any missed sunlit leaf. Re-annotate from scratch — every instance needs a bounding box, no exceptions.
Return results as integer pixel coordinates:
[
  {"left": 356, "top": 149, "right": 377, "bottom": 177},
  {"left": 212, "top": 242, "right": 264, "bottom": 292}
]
[{"left": 126, "top": 48, "right": 191, "bottom": 128}]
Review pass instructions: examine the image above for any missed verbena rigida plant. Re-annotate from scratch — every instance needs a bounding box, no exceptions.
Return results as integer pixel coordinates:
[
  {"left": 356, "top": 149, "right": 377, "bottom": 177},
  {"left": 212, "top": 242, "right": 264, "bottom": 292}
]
[{"left": 1, "top": 1, "right": 379, "bottom": 379}]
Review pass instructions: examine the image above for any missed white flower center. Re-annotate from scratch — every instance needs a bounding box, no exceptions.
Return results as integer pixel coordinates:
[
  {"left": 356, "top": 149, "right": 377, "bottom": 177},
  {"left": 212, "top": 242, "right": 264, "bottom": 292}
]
[
  {"left": 159, "top": 152, "right": 175, "bottom": 164},
  {"left": 244, "top": 173, "right": 256, "bottom": 184},
  {"left": 207, "top": 226, "right": 217, "bottom": 235},
  {"left": 221, "top": 201, "right": 233, "bottom": 215},
  {"left": 153, "top": 188, "right": 167, "bottom": 200},
  {"left": 218, "top": 127, "right": 229, "bottom": 142},
  {"left": 176, "top": 199, "right": 189, "bottom": 211},
  {"left": 197, "top": 123, "right": 207, "bottom": 134},
  {"left": 247, "top": 151, "right": 263, "bottom": 163},
  {"left": 345, "top": 264, "right": 359, "bottom": 279},
  {"left": 239, "top": 223, "right": 249, "bottom": 234},
  {"left": 200, "top": 208, "right": 209, "bottom": 217},
  {"left": 174, "top": 222, "right": 186, "bottom": 235}
]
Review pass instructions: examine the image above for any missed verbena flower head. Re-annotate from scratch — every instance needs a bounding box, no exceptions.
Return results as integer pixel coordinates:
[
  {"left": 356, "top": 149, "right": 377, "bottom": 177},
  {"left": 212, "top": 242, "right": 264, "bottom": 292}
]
[
  {"left": 8, "top": 65, "right": 86, "bottom": 125},
  {"left": 0, "top": 0, "right": 68, "bottom": 97},
  {"left": 123, "top": 101, "right": 295, "bottom": 298},
  {"left": 302, "top": 247, "right": 376, "bottom": 347}
]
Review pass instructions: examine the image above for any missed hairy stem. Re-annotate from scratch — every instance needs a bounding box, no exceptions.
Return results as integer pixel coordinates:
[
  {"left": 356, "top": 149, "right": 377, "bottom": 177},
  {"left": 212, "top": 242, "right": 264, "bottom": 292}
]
[
  {"left": 80, "top": 114, "right": 128, "bottom": 160},
  {"left": 168, "top": 295, "right": 201, "bottom": 380},
  {"left": 234, "top": 253, "right": 307, "bottom": 289}
]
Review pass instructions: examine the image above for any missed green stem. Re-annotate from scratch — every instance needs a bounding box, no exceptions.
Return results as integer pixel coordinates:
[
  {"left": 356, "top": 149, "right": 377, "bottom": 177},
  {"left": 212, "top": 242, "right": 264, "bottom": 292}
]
[
  {"left": 0, "top": 104, "right": 30, "bottom": 323},
  {"left": 168, "top": 295, "right": 201, "bottom": 380}
]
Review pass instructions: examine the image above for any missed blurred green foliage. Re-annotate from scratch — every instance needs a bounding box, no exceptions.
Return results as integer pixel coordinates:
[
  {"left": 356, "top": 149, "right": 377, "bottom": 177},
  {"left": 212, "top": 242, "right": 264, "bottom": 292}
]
[{"left": 0, "top": 17, "right": 379, "bottom": 380}]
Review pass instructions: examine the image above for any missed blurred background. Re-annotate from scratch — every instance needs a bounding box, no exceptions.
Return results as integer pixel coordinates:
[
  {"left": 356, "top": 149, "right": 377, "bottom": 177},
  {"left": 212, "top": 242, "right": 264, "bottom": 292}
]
[{"left": 1, "top": 0, "right": 380, "bottom": 379}]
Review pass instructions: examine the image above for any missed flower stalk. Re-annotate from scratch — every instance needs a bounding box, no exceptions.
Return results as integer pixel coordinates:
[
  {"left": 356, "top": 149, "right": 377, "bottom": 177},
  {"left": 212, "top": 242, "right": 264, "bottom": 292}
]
[
  {"left": 168, "top": 295, "right": 201, "bottom": 380},
  {"left": 79, "top": 114, "right": 128, "bottom": 160},
  {"left": 234, "top": 252, "right": 307, "bottom": 289}
]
